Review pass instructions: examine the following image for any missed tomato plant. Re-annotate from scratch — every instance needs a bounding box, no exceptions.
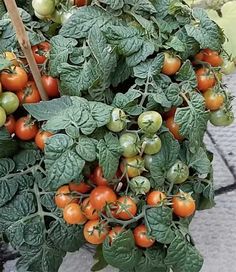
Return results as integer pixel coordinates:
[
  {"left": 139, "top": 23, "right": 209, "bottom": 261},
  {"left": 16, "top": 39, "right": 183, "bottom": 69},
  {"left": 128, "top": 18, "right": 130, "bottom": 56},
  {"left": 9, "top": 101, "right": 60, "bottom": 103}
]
[
  {"left": 15, "top": 116, "right": 38, "bottom": 141},
  {"left": 202, "top": 48, "right": 223, "bottom": 67},
  {"left": 141, "top": 134, "right": 162, "bottom": 155},
  {"left": 119, "top": 132, "right": 139, "bottom": 158},
  {"left": 210, "top": 107, "right": 234, "bottom": 126},
  {"left": 107, "top": 108, "right": 126, "bottom": 132},
  {"left": 108, "top": 226, "right": 124, "bottom": 244},
  {"left": 69, "top": 181, "right": 91, "bottom": 193},
  {"left": 120, "top": 156, "right": 144, "bottom": 178},
  {"left": 17, "top": 81, "right": 41, "bottom": 104},
  {"left": 90, "top": 166, "right": 109, "bottom": 186},
  {"left": 129, "top": 176, "right": 151, "bottom": 195},
  {"left": 32, "top": 0, "right": 55, "bottom": 17},
  {"left": 172, "top": 192, "right": 196, "bottom": 218}
]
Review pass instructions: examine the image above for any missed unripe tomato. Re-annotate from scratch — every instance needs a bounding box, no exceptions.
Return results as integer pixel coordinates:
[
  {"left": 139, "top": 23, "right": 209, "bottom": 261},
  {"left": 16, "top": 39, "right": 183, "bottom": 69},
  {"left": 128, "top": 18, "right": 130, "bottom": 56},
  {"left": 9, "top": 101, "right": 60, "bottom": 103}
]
[
  {"left": 63, "top": 203, "right": 87, "bottom": 225},
  {"left": 172, "top": 192, "right": 196, "bottom": 218},
  {"left": 35, "top": 130, "right": 53, "bottom": 150},
  {"left": 161, "top": 52, "right": 181, "bottom": 76},
  {"left": 107, "top": 108, "right": 126, "bottom": 132},
  {"left": 90, "top": 186, "right": 117, "bottom": 211},
  {"left": 129, "top": 176, "right": 151, "bottom": 195},
  {"left": 0, "top": 106, "right": 6, "bottom": 127},
  {"left": 138, "top": 111, "right": 162, "bottom": 134},
  {"left": 147, "top": 191, "right": 166, "bottom": 206},
  {"left": 55, "top": 185, "right": 77, "bottom": 209},
  {"left": 141, "top": 135, "right": 162, "bottom": 155},
  {"left": 144, "top": 154, "right": 153, "bottom": 171},
  {"left": 210, "top": 108, "right": 234, "bottom": 127},
  {"left": 4, "top": 115, "right": 16, "bottom": 134},
  {"left": 116, "top": 196, "right": 137, "bottom": 220},
  {"left": 166, "top": 160, "right": 189, "bottom": 184},
  {"left": 15, "top": 116, "right": 38, "bottom": 141},
  {"left": 221, "top": 60, "right": 236, "bottom": 75},
  {"left": 32, "top": 0, "right": 55, "bottom": 16},
  {"left": 81, "top": 198, "right": 99, "bottom": 220},
  {"left": 0, "top": 92, "right": 19, "bottom": 114},
  {"left": 203, "top": 89, "right": 224, "bottom": 111},
  {"left": 83, "top": 220, "right": 109, "bottom": 245},
  {"left": 120, "top": 156, "right": 144, "bottom": 178},
  {"left": 133, "top": 225, "right": 155, "bottom": 248},
  {"left": 119, "top": 132, "right": 139, "bottom": 158}
]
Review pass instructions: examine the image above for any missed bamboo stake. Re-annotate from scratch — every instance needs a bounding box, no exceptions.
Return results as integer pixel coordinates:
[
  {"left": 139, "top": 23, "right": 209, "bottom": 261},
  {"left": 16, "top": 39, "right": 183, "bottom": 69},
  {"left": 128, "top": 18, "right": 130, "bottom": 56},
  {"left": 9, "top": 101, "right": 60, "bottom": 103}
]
[{"left": 3, "top": 0, "right": 48, "bottom": 101}]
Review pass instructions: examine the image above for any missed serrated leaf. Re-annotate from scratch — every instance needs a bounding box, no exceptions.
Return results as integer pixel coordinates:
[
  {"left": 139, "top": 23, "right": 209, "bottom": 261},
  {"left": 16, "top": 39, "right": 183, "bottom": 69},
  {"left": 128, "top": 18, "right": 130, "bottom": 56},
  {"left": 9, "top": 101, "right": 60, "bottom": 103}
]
[
  {"left": 129, "top": 0, "right": 157, "bottom": 14},
  {"left": 76, "top": 136, "right": 97, "bottom": 162},
  {"left": 175, "top": 60, "right": 197, "bottom": 88},
  {"left": 0, "top": 158, "right": 15, "bottom": 177},
  {"left": 111, "top": 58, "right": 132, "bottom": 87},
  {"left": 0, "top": 56, "right": 11, "bottom": 70},
  {"left": 0, "top": 178, "right": 18, "bottom": 207},
  {"left": 100, "top": 0, "right": 124, "bottom": 10},
  {"left": 13, "top": 150, "right": 39, "bottom": 171}
]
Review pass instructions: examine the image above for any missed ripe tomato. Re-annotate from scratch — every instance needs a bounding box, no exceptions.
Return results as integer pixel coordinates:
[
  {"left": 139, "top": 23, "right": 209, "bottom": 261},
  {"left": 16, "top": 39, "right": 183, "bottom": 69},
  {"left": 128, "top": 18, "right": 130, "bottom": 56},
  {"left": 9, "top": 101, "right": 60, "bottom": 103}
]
[
  {"left": 55, "top": 185, "right": 78, "bottom": 209},
  {"left": 119, "top": 132, "right": 139, "bottom": 158},
  {"left": 195, "top": 68, "right": 216, "bottom": 92},
  {"left": 32, "top": 0, "right": 55, "bottom": 16},
  {"left": 141, "top": 135, "right": 162, "bottom": 155},
  {"left": 91, "top": 166, "right": 109, "bottom": 186},
  {"left": 41, "top": 75, "right": 60, "bottom": 98},
  {"left": 90, "top": 186, "right": 117, "bottom": 211},
  {"left": 32, "top": 42, "right": 50, "bottom": 64},
  {"left": 83, "top": 220, "right": 109, "bottom": 245},
  {"left": 4, "top": 52, "right": 19, "bottom": 66},
  {"left": 147, "top": 191, "right": 166, "bottom": 206},
  {"left": 4, "top": 115, "right": 16, "bottom": 134},
  {"left": 107, "top": 108, "right": 126, "bottom": 132},
  {"left": 210, "top": 108, "right": 234, "bottom": 127},
  {"left": 0, "top": 66, "right": 28, "bottom": 92},
  {"left": 74, "top": 0, "right": 87, "bottom": 7},
  {"left": 202, "top": 49, "right": 223, "bottom": 67},
  {"left": 129, "top": 176, "right": 151, "bottom": 195},
  {"left": 35, "top": 130, "right": 53, "bottom": 150},
  {"left": 166, "top": 116, "right": 184, "bottom": 141},
  {"left": 194, "top": 51, "right": 204, "bottom": 62},
  {"left": 63, "top": 203, "right": 87, "bottom": 225},
  {"left": 81, "top": 198, "right": 99, "bottom": 220},
  {"left": 0, "top": 106, "right": 6, "bottom": 127},
  {"left": 172, "top": 192, "right": 196, "bottom": 218},
  {"left": 15, "top": 116, "right": 38, "bottom": 141},
  {"left": 167, "top": 160, "right": 189, "bottom": 184},
  {"left": 116, "top": 196, "right": 137, "bottom": 220},
  {"left": 17, "top": 81, "right": 41, "bottom": 104},
  {"left": 108, "top": 226, "right": 124, "bottom": 244},
  {"left": 163, "top": 107, "right": 176, "bottom": 120},
  {"left": 203, "top": 89, "right": 224, "bottom": 111},
  {"left": 120, "top": 156, "right": 144, "bottom": 178},
  {"left": 69, "top": 181, "right": 91, "bottom": 194},
  {"left": 138, "top": 111, "right": 163, "bottom": 134},
  {"left": 133, "top": 225, "right": 155, "bottom": 248},
  {"left": 0, "top": 92, "right": 19, "bottom": 114},
  {"left": 161, "top": 52, "right": 181, "bottom": 76}
]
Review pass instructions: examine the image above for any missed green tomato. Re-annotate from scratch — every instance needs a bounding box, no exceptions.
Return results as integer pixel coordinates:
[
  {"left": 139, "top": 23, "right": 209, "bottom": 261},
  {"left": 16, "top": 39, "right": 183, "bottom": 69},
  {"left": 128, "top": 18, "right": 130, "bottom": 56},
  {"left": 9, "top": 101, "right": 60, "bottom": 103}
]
[
  {"left": 34, "top": 11, "right": 49, "bottom": 20},
  {"left": 0, "top": 106, "right": 6, "bottom": 127},
  {"left": 119, "top": 133, "right": 139, "bottom": 158},
  {"left": 107, "top": 108, "right": 126, "bottom": 132},
  {"left": 141, "top": 135, "right": 162, "bottom": 155},
  {"left": 0, "top": 92, "right": 19, "bottom": 115},
  {"left": 210, "top": 108, "right": 234, "bottom": 127},
  {"left": 166, "top": 160, "right": 189, "bottom": 184},
  {"left": 50, "top": 10, "right": 62, "bottom": 24},
  {"left": 221, "top": 60, "right": 236, "bottom": 75},
  {"left": 138, "top": 111, "right": 162, "bottom": 134},
  {"left": 144, "top": 154, "right": 153, "bottom": 171},
  {"left": 61, "top": 8, "right": 77, "bottom": 24},
  {"left": 32, "top": 0, "right": 55, "bottom": 16},
  {"left": 129, "top": 176, "right": 151, "bottom": 195}
]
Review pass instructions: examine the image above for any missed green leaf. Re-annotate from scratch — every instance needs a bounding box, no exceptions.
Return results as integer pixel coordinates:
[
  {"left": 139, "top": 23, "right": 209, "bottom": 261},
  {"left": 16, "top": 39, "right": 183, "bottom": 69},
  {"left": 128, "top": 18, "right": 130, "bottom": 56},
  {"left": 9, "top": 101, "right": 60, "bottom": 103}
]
[
  {"left": 59, "top": 6, "right": 113, "bottom": 39},
  {"left": 103, "top": 230, "right": 141, "bottom": 270},
  {"left": 91, "top": 244, "right": 108, "bottom": 272},
  {"left": 0, "top": 56, "right": 11, "bottom": 70},
  {"left": 150, "top": 133, "right": 180, "bottom": 186},
  {"left": 13, "top": 150, "right": 40, "bottom": 171},
  {"left": 0, "top": 128, "right": 18, "bottom": 158},
  {"left": 49, "top": 35, "right": 77, "bottom": 77},
  {"left": 166, "top": 36, "right": 185, "bottom": 52},
  {"left": 175, "top": 60, "right": 197, "bottom": 88},
  {"left": 99, "top": 0, "right": 124, "bottom": 10},
  {"left": 0, "top": 158, "right": 15, "bottom": 177},
  {"left": 111, "top": 58, "right": 132, "bottom": 87},
  {"left": 129, "top": 0, "right": 157, "bottom": 14},
  {"left": 145, "top": 206, "right": 175, "bottom": 244},
  {"left": 98, "top": 133, "right": 122, "bottom": 180},
  {"left": 76, "top": 136, "right": 97, "bottom": 162},
  {"left": 152, "top": 0, "right": 171, "bottom": 18},
  {"left": 0, "top": 179, "right": 18, "bottom": 208}
]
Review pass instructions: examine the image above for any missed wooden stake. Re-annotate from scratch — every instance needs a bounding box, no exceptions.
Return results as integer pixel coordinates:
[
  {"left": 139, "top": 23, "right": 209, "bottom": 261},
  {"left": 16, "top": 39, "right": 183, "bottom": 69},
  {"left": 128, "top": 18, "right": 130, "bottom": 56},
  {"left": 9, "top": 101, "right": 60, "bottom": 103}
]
[{"left": 3, "top": 0, "right": 48, "bottom": 101}]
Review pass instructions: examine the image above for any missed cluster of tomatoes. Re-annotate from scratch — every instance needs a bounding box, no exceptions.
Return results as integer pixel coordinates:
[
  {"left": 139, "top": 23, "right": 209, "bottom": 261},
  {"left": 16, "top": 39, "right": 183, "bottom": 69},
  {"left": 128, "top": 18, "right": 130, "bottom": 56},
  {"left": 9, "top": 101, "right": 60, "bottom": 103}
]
[{"left": 0, "top": 41, "right": 59, "bottom": 149}]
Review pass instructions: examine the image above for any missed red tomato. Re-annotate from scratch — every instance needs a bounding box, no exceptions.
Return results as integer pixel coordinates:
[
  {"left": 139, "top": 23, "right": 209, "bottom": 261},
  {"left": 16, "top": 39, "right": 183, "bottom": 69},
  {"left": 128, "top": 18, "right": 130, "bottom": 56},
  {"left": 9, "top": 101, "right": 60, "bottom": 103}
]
[
  {"left": 4, "top": 115, "right": 16, "bottom": 134},
  {"left": 133, "top": 225, "right": 155, "bottom": 248},
  {"left": 166, "top": 116, "right": 184, "bottom": 141},
  {"left": 0, "top": 66, "right": 28, "bottom": 92},
  {"left": 194, "top": 51, "right": 204, "bottom": 62},
  {"left": 69, "top": 182, "right": 91, "bottom": 194},
  {"left": 172, "top": 192, "right": 196, "bottom": 218},
  {"left": 90, "top": 186, "right": 117, "bottom": 211},
  {"left": 32, "top": 42, "right": 50, "bottom": 64},
  {"left": 63, "top": 203, "right": 87, "bottom": 225},
  {"left": 35, "top": 130, "right": 53, "bottom": 150},
  {"left": 74, "top": 0, "right": 87, "bottom": 6},
  {"left": 17, "top": 81, "right": 41, "bottom": 104},
  {"left": 41, "top": 75, "right": 60, "bottom": 98},
  {"left": 55, "top": 185, "right": 78, "bottom": 209},
  {"left": 81, "top": 198, "right": 99, "bottom": 220},
  {"left": 91, "top": 166, "right": 109, "bottom": 186},
  {"left": 147, "top": 191, "right": 166, "bottom": 206},
  {"left": 83, "top": 220, "right": 109, "bottom": 245},
  {"left": 108, "top": 226, "right": 124, "bottom": 244},
  {"left": 116, "top": 196, "right": 137, "bottom": 220},
  {"left": 195, "top": 68, "right": 216, "bottom": 92},
  {"left": 202, "top": 48, "right": 223, "bottom": 67},
  {"left": 15, "top": 116, "right": 38, "bottom": 141}
]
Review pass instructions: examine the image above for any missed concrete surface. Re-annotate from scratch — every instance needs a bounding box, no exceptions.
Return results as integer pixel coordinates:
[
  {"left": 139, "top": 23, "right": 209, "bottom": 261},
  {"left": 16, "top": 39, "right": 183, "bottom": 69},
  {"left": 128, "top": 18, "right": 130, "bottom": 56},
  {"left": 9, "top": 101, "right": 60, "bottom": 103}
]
[{"left": 3, "top": 74, "right": 236, "bottom": 272}]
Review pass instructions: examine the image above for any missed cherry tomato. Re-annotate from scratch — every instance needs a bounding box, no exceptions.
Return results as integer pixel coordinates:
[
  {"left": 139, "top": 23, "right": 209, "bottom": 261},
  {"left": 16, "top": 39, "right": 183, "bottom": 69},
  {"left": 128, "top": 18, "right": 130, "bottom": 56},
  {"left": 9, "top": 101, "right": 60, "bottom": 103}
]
[
  {"left": 167, "top": 160, "right": 189, "bottom": 184},
  {"left": 161, "top": 52, "right": 181, "bottom": 76},
  {"left": 81, "top": 198, "right": 99, "bottom": 220},
  {"left": 35, "top": 130, "right": 53, "bottom": 150},
  {"left": 138, "top": 111, "right": 162, "bottom": 134},
  {"left": 55, "top": 185, "right": 77, "bottom": 209},
  {"left": 141, "top": 135, "right": 162, "bottom": 155},
  {"left": 202, "top": 49, "right": 223, "bottom": 67},
  {"left": 119, "top": 132, "right": 139, "bottom": 158},
  {"left": 196, "top": 68, "right": 216, "bottom": 92},
  {"left": 90, "top": 186, "right": 117, "bottom": 211},
  {"left": 15, "top": 116, "right": 38, "bottom": 141},
  {"left": 0, "top": 82, "right": 2, "bottom": 94},
  {"left": 73, "top": 0, "right": 87, "bottom": 7},
  {"left": 203, "top": 89, "right": 224, "bottom": 111},
  {"left": 63, "top": 203, "right": 87, "bottom": 225},
  {"left": 194, "top": 51, "right": 204, "bottom": 62},
  {"left": 166, "top": 116, "right": 184, "bottom": 141},
  {"left": 32, "top": 42, "right": 50, "bottom": 64},
  {"left": 108, "top": 226, "right": 124, "bottom": 244},
  {"left": 4, "top": 115, "right": 16, "bottom": 134},
  {"left": 147, "top": 191, "right": 166, "bottom": 206},
  {"left": 0, "top": 66, "right": 28, "bottom": 92},
  {"left": 172, "top": 192, "right": 196, "bottom": 218},
  {"left": 83, "top": 220, "right": 109, "bottom": 245},
  {"left": 17, "top": 81, "right": 41, "bottom": 104},
  {"left": 133, "top": 225, "right": 155, "bottom": 248},
  {"left": 69, "top": 181, "right": 91, "bottom": 194},
  {"left": 91, "top": 166, "right": 109, "bottom": 186},
  {"left": 4, "top": 52, "right": 19, "bottom": 66},
  {"left": 0, "top": 92, "right": 19, "bottom": 114},
  {"left": 144, "top": 154, "right": 153, "bottom": 171},
  {"left": 221, "top": 60, "right": 236, "bottom": 75},
  {"left": 32, "top": 0, "right": 55, "bottom": 16},
  {"left": 41, "top": 75, "right": 60, "bottom": 98},
  {"left": 107, "top": 108, "right": 126, "bottom": 132},
  {"left": 116, "top": 196, "right": 137, "bottom": 220},
  {"left": 210, "top": 108, "right": 234, "bottom": 127},
  {"left": 129, "top": 176, "right": 151, "bottom": 195},
  {"left": 0, "top": 106, "right": 6, "bottom": 127},
  {"left": 120, "top": 156, "right": 144, "bottom": 178}
]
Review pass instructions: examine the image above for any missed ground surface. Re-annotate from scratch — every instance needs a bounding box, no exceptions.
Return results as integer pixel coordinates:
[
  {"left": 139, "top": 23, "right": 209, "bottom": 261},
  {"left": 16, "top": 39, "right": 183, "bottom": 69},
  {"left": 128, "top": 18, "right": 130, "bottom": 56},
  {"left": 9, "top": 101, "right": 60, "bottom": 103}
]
[{"left": 3, "top": 74, "right": 236, "bottom": 272}]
